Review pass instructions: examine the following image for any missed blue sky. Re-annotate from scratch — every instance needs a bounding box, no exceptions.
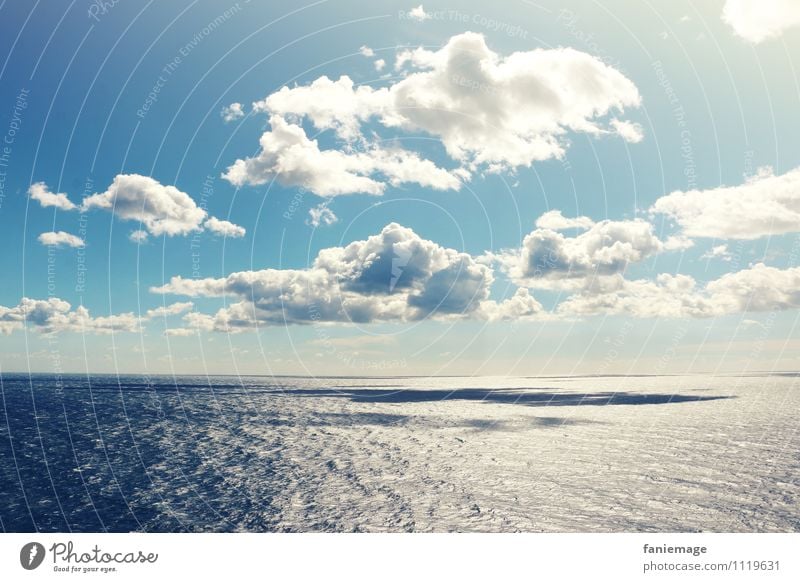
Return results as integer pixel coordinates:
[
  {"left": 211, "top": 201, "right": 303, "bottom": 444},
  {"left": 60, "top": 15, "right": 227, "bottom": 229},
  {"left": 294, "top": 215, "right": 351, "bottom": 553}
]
[{"left": 1, "top": 0, "right": 799, "bottom": 375}]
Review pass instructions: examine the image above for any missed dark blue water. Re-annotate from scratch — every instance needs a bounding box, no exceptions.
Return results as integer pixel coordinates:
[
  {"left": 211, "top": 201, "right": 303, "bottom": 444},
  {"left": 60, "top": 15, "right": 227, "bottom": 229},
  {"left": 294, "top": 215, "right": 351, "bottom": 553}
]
[{"left": 0, "top": 373, "right": 290, "bottom": 532}]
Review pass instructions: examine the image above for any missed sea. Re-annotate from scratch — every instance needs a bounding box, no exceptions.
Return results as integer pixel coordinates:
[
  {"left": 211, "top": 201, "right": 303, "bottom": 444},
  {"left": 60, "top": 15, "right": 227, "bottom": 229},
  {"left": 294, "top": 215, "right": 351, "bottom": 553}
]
[{"left": 1, "top": 373, "right": 798, "bottom": 532}]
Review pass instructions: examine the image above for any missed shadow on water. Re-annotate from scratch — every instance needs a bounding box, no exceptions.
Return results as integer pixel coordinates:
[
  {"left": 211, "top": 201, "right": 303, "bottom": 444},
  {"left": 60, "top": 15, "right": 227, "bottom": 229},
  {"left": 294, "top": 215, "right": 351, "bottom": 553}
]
[{"left": 269, "top": 387, "right": 732, "bottom": 407}]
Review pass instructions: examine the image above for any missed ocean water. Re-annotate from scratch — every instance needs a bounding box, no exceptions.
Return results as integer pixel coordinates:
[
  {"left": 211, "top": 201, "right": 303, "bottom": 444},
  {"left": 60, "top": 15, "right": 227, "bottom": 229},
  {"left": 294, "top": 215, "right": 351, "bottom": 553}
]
[{"left": 0, "top": 373, "right": 798, "bottom": 532}]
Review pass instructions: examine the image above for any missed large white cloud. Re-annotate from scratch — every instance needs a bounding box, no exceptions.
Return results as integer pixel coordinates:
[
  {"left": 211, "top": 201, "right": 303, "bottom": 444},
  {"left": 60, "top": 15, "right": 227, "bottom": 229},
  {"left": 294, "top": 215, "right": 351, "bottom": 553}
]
[
  {"left": 651, "top": 166, "right": 800, "bottom": 240},
  {"left": 152, "top": 215, "right": 800, "bottom": 326},
  {"left": 28, "top": 182, "right": 77, "bottom": 211},
  {"left": 495, "top": 217, "right": 665, "bottom": 289},
  {"left": 222, "top": 115, "right": 460, "bottom": 195},
  {"left": 722, "top": 0, "right": 800, "bottom": 43},
  {"left": 228, "top": 32, "right": 641, "bottom": 195},
  {"left": 37, "top": 231, "right": 85, "bottom": 248},
  {"left": 152, "top": 222, "right": 540, "bottom": 332}
]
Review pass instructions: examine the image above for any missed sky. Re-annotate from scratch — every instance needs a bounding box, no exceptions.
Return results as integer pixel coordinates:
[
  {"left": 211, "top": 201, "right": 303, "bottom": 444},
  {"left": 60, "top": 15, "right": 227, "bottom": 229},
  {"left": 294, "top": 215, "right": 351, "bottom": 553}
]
[{"left": 0, "top": 0, "right": 799, "bottom": 376}]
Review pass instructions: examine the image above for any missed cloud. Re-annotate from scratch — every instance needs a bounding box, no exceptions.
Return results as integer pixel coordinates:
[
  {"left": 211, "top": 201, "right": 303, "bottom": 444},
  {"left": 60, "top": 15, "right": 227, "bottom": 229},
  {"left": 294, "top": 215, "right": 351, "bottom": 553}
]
[
  {"left": 408, "top": 4, "right": 431, "bottom": 21},
  {"left": 204, "top": 216, "right": 246, "bottom": 238},
  {"left": 145, "top": 301, "right": 194, "bottom": 318},
  {"left": 28, "top": 182, "right": 77, "bottom": 211},
  {"left": 663, "top": 235, "right": 694, "bottom": 251},
  {"left": 389, "top": 33, "right": 641, "bottom": 167},
  {"left": 0, "top": 298, "right": 203, "bottom": 335},
  {"left": 651, "top": 166, "right": 800, "bottom": 240},
  {"left": 722, "top": 0, "right": 800, "bottom": 43},
  {"left": 255, "top": 75, "right": 386, "bottom": 141},
  {"left": 81, "top": 174, "right": 241, "bottom": 240},
  {"left": 221, "top": 102, "right": 245, "bottom": 122},
  {"left": 151, "top": 222, "right": 519, "bottom": 332},
  {"left": 701, "top": 244, "right": 732, "bottom": 261},
  {"left": 478, "top": 288, "right": 543, "bottom": 321},
  {"left": 495, "top": 216, "right": 665, "bottom": 289},
  {"left": 359, "top": 45, "right": 374, "bottom": 58},
  {"left": 374, "top": 58, "right": 386, "bottom": 72},
  {"left": 235, "top": 32, "right": 641, "bottom": 194},
  {"left": 609, "top": 119, "right": 644, "bottom": 143},
  {"left": 535, "top": 210, "right": 594, "bottom": 231},
  {"left": 164, "top": 327, "right": 199, "bottom": 337},
  {"left": 37, "top": 231, "right": 85, "bottom": 248},
  {"left": 222, "top": 115, "right": 460, "bottom": 195},
  {"left": 33, "top": 175, "right": 243, "bottom": 242},
  {"left": 140, "top": 218, "right": 800, "bottom": 327},
  {"left": 558, "top": 263, "right": 800, "bottom": 319},
  {"left": 557, "top": 274, "right": 715, "bottom": 318},
  {"left": 82, "top": 174, "right": 208, "bottom": 236},
  {"left": 129, "top": 230, "right": 149, "bottom": 244},
  {"left": 0, "top": 298, "right": 141, "bottom": 335},
  {"left": 307, "top": 204, "right": 338, "bottom": 227},
  {"left": 706, "top": 263, "right": 800, "bottom": 313}
]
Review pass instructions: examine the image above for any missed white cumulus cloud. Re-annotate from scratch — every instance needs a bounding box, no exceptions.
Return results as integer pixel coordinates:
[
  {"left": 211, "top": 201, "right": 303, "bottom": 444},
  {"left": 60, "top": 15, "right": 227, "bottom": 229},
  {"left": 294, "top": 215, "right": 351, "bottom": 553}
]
[
  {"left": 706, "top": 263, "right": 800, "bottom": 313},
  {"left": 28, "top": 182, "right": 77, "bottom": 211},
  {"left": 557, "top": 274, "right": 715, "bottom": 318},
  {"left": 478, "top": 288, "right": 542, "bottom": 321},
  {"left": 0, "top": 298, "right": 142, "bottom": 335},
  {"left": 232, "top": 32, "right": 641, "bottom": 195},
  {"left": 722, "top": 0, "right": 800, "bottom": 43},
  {"left": 81, "top": 174, "right": 242, "bottom": 241},
  {"left": 651, "top": 166, "right": 800, "bottom": 240},
  {"left": 151, "top": 223, "right": 538, "bottom": 332},
  {"left": 82, "top": 174, "right": 208, "bottom": 237},
  {"left": 495, "top": 216, "right": 666, "bottom": 289},
  {"left": 558, "top": 263, "right": 800, "bottom": 319},
  {"left": 222, "top": 115, "right": 460, "bottom": 195},
  {"left": 204, "top": 216, "right": 246, "bottom": 238},
  {"left": 0, "top": 298, "right": 207, "bottom": 335}
]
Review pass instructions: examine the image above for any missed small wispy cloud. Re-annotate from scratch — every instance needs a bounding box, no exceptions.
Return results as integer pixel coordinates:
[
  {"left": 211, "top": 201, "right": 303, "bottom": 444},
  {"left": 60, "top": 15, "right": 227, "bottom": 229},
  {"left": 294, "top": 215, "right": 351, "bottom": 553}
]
[
  {"left": 408, "top": 4, "right": 431, "bottom": 21},
  {"left": 221, "top": 102, "right": 245, "bottom": 122},
  {"left": 38, "top": 231, "right": 85, "bottom": 248}
]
